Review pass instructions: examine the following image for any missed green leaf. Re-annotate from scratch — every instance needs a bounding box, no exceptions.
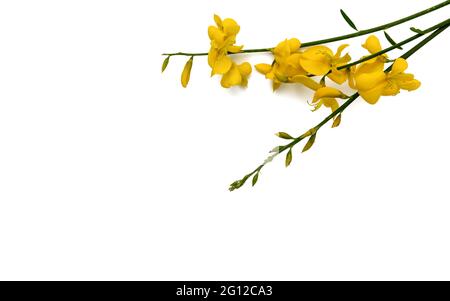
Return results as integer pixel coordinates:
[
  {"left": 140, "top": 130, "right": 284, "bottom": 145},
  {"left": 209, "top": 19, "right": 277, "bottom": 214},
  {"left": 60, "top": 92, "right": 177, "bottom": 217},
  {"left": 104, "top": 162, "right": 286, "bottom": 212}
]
[
  {"left": 340, "top": 9, "right": 358, "bottom": 31},
  {"left": 383, "top": 31, "right": 403, "bottom": 50},
  {"left": 285, "top": 149, "right": 293, "bottom": 167},
  {"left": 302, "top": 133, "right": 316, "bottom": 153},
  {"left": 161, "top": 56, "right": 170, "bottom": 72},
  {"left": 252, "top": 173, "right": 259, "bottom": 187},
  {"left": 276, "top": 132, "right": 294, "bottom": 140},
  {"left": 410, "top": 27, "right": 424, "bottom": 34},
  {"left": 332, "top": 114, "right": 342, "bottom": 128}
]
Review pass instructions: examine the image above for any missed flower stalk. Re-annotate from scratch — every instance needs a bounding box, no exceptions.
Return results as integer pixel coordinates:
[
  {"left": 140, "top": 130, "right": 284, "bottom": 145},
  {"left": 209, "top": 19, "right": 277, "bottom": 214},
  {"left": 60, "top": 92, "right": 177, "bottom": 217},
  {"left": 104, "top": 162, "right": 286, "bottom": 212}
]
[
  {"left": 162, "top": 0, "right": 450, "bottom": 57},
  {"left": 229, "top": 23, "right": 449, "bottom": 191},
  {"left": 162, "top": 2, "right": 450, "bottom": 190},
  {"left": 337, "top": 18, "right": 450, "bottom": 71}
]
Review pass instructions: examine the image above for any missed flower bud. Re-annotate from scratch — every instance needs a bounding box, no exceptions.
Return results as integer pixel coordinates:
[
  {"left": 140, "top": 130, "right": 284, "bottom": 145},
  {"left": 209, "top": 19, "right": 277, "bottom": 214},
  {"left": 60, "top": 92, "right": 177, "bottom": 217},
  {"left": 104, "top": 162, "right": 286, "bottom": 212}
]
[
  {"left": 181, "top": 57, "right": 193, "bottom": 88},
  {"left": 161, "top": 56, "right": 170, "bottom": 73},
  {"left": 276, "top": 132, "right": 294, "bottom": 139}
]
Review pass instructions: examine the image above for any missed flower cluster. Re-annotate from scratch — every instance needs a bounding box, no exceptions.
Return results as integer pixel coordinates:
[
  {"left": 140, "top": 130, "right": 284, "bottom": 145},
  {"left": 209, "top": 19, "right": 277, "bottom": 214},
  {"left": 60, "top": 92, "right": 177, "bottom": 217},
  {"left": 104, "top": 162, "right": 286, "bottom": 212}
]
[
  {"left": 194, "top": 15, "right": 421, "bottom": 119},
  {"left": 162, "top": 2, "right": 450, "bottom": 191},
  {"left": 253, "top": 33, "right": 420, "bottom": 116},
  {"left": 207, "top": 15, "right": 252, "bottom": 88},
  {"left": 177, "top": 15, "right": 423, "bottom": 140}
]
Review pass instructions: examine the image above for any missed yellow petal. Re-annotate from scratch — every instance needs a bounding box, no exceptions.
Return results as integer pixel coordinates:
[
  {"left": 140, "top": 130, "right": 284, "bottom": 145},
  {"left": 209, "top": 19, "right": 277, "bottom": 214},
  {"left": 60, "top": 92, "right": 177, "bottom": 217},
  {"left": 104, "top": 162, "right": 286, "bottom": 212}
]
[
  {"left": 265, "top": 70, "right": 275, "bottom": 80},
  {"left": 348, "top": 66, "right": 357, "bottom": 89},
  {"left": 221, "top": 64, "right": 242, "bottom": 88},
  {"left": 300, "top": 46, "right": 333, "bottom": 75},
  {"left": 289, "top": 75, "right": 322, "bottom": 91},
  {"left": 390, "top": 58, "right": 408, "bottom": 76},
  {"left": 267, "top": 64, "right": 278, "bottom": 80},
  {"left": 273, "top": 39, "right": 291, "bottom": 58},
  {"left": 359, "top": 83, "right": 386, "bottom": 104},
  {"left": 322, "top": 98, "right": 339, "bottom": 112},
  {"left": 302, "top": 46, "right": 333, "bottom": 59},
  {"left": 274, "top": 61, "right": 288, "bottom": 75},
  {"left": 328, "top": 68, "right": 348, "bottom": 85},
  {"left": 227, "top": 45, "right": 243, "bottom": 53},
  {"left": 286, "top": 53, "right": 302, "bottom": 67},
  {"left": 300, "top": 59, "right": 331, "bottom": 75},
  {"left": 255, "top": 63, "right": 272, "bottom": 75},
  {"left": 222, "top": 18, "right": 240, "bottom": 36},
  {"left": 394, "top": 74, "right": 421, "bottom": 91},
  {"left": 213, "top": 14, "right": 223, "bottom": 29},
  {"left": 272, "top": 81, "right": 281, "bottom": 91},
  {"left": 362, "top": 35, "right": 382, "bottom": 54},
  {"left": 313, "top": 87, "right": 346, "bottom": 103},
  {"left": 399, "top": 79, "right": 421, "bottom": 91},
  {"left": 335, "top": 44, "right": 349, "bottom": 58},
  {"left": 212, "top": 54, "right": 232, "bottom": 75},
  {"left": 283, "top": 53, "right": 307, "bottom": 77},
  {"left": 208, "top": 47, "right": 218, "bottom": 68},
  {"left": 393, "top": 73, "right": 414, "bottom": 81},
  {"left": 208, "top": 26, "right": 224, "bottom": 43},
  {"left": 208, "top": 26, "right": 216, "bottom": 40},
  {"left": 356, "top": 60, "right": 385, "bottom": 74},
  {"left": 355, "top": 71, "right": 386, "bottom": 91},
  {"left": 288, "top": 38, "right": 301, "bottom": 53},
  {"left": 237, "top": 62, "right": 252, "bottom": 76},
  {"left": 334, "top": 53, "right": 351, "bottom": 66},
  {"left": 181, "top": 57, "right": 193, "bottom": 88},
  {"left": 217, "top": 35, "right": 236, "bottom": 49},
  {"left": 274, "top": 70, "right": 289, "bottom": 83},
  {"left": 382, "top": 80, "right": 400, "bottom": 96}
]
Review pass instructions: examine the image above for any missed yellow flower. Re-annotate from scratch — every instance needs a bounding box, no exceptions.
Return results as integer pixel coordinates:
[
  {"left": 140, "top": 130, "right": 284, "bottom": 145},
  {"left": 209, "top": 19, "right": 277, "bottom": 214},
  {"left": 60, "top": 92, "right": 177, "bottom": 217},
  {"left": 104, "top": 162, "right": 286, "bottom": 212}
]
[
  {"left": 255, "top": 62, "right": 282, "bottom": 90},
  {"left": 220, "top": 62, "right": 252, "bottom": 88},
  {"left": 255, "top": 38, "right": 307, "bottom": 90},
  {"left": 310, "top": 87, "right": 348, "bottom": 115},
  {"left": 289, "top": 75, "right": 347, "bottom": 119},
  {"left": 207, "top": 15, "right": 252, "bottom": 88},
  {"left": 208, "top": 15, "right": 243, "bottom": 76},
  {"left": 355, "top": 58, "right": 421, "bottom": 104},
  {"left": 348, "top": 35, "right": 389, "bottom": 90},
  {"left": 357, "top": 35, "right": 388, "bottom": 74},
  {"left": 299, "top": 44, "right": 351, "bottom": 84},
  {"left": 289, "top": 75, "right": 322, "bottom": 91}
]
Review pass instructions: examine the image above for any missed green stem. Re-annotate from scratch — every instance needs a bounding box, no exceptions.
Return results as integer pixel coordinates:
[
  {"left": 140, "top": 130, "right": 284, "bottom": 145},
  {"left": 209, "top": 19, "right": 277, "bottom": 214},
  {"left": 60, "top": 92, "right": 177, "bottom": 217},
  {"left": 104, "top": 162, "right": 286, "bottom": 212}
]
[
  {"left": 164, "top": 0, "right": 450, "bottom": 57},
  {"left": 301, "top": 0, "right": 449, "bottom": 48},
  {"left": 337, "top": 18, "right": 450, "bottom": 70},
  {"left": 229, "top": 23, "right": 449, "bottom": 191}
]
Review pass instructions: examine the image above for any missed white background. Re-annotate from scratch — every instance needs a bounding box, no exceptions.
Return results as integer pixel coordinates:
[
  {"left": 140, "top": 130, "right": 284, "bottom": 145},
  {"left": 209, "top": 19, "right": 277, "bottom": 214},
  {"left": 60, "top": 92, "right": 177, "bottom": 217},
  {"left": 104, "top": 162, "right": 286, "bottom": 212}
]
[{"left": 0, "top": 0, "right": 449, "bottom": 280}]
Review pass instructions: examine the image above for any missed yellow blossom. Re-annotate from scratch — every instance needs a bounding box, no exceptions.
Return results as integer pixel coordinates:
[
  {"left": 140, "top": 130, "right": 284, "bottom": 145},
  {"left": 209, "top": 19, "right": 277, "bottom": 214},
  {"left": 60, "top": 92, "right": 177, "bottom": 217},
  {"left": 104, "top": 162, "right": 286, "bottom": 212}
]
[
  {"left": 357, "top": 35, "right": 388, "bottom": 74},
  {"left": 289, "top": 75, "right": 322, "bottom": 90},
  {"left": 348, "top": 35, "right": 389, "bottom": 90},
  {"left": 290, "top": 75, "right": 347, "bottom": 119},
  {"left": 299, "top": 44, "right": 351, "bottom": 84},
  {"left": 208, "top": 15, "right": 243, "bottom": 76},
  {"left": 207, "top": 15, "right": 252, "bottom": 88},
  {"left": 355, "top": 58, "right": 421, "bottom": 104},
  {"left": 310, "top": 87, "right": 348, "bottom": 115},
  {"left": 220, "top": 62, "right": 252, "bottom": 88},
  {"left": 255, "top": 38, "right": 307, "bottom": 90}
]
